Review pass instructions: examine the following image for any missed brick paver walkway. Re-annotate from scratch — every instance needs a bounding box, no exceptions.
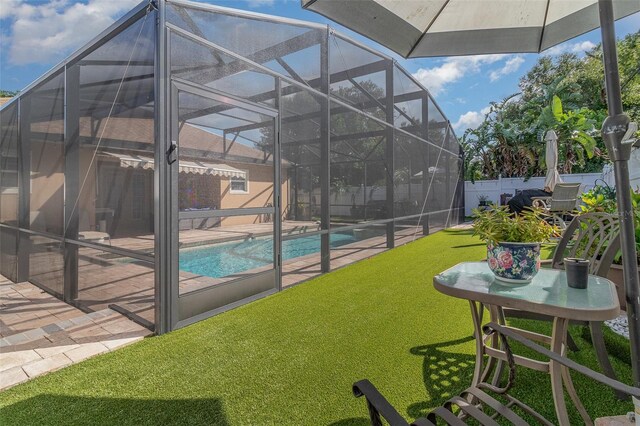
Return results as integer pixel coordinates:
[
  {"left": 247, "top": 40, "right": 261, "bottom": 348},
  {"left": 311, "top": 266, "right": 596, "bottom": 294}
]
[{"left": 0, "top": 277, "right": 151, "bottom": 391}]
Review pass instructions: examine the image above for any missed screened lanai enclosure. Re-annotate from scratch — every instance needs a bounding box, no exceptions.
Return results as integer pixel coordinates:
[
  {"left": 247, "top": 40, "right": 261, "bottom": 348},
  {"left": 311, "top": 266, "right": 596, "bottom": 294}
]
[{"left": 0, "top": 0, "right": 463, "bottom": 333}]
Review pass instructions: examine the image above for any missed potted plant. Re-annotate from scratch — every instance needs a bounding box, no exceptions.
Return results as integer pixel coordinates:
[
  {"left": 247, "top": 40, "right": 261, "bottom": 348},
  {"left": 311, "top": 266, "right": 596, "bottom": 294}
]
[
  {"left": 477, "top": 194, "right": 490, "bottom": 207},
  {"left": 473, "top": 207, "right": 557, "bottom": 283}
]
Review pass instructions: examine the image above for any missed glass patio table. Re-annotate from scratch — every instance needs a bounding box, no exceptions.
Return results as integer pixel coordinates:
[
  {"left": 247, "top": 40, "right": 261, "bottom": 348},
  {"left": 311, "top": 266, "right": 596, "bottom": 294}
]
[{"left": 433, "top": 261, "right": 620, "bottom": 426}]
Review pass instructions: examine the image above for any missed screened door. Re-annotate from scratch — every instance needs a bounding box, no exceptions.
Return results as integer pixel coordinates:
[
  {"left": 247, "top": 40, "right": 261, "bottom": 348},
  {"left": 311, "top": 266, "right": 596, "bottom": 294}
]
[{"left": 171, "top": 81, "right": 280, "bottom": 324}]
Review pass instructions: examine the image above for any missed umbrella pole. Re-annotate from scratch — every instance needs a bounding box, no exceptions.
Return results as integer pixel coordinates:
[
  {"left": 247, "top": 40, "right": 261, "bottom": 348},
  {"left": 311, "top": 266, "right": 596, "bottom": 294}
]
[{"left": 598, "top": 0, "right": 640, "bottom": 387}]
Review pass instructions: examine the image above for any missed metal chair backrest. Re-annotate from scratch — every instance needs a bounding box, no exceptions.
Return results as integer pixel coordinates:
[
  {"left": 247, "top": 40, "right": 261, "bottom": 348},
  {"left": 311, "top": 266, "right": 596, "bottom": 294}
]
[
  {"left": 551, "top": 212, "right": 620, "bottom": 277},
  {"left": 549, "top": 182, "right": 581, "bottom": 212}
]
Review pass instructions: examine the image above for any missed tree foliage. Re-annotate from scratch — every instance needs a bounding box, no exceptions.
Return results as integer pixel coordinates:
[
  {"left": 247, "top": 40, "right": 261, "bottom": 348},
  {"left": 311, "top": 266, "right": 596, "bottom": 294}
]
[
  {"left": 463, "top": 31, "right": 639, "bottom": 181},
  {"left": 0, "top": 89, "right": 18, "bottom": 98}
]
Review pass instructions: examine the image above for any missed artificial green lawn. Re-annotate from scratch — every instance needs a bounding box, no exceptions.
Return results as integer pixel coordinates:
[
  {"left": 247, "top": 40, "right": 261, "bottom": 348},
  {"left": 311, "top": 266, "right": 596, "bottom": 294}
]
[{"left": 0, "top": 229, "right": 633, "bottom": 425}]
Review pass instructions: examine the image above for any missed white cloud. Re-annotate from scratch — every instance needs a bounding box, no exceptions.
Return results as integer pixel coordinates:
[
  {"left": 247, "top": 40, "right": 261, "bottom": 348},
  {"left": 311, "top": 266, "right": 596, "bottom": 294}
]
[
  {"left": 572, "top": 41, "right": 597, "bottom": 53},
  {"left": 543, "top": 40, "right": 597, "bottom": 56},
  {"left": 0, "top": 0, "right": 24, "bottom": 19},
  {"left": 489, "top": 55, "right": 525, "bottom": 82},
  {"left": 412, "top": 54, "right": 506, "bottom": 96},
  {"left": 4, "top": 0, "right": 140, "bottom": 65},
  {"left": 453, "top": 106, "right": 491, "bottom": 132}
]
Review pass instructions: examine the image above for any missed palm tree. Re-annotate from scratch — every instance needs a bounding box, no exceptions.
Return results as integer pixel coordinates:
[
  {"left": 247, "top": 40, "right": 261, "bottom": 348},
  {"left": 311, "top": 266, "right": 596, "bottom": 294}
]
[{"left": 462, "top": 76, "right": 604, "bottom": 180}]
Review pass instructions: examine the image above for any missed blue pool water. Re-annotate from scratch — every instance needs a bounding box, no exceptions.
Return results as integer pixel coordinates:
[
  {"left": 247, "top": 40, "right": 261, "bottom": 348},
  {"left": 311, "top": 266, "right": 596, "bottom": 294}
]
[{"left": 179, "top": 232, "right": 358, "bottom": 278}]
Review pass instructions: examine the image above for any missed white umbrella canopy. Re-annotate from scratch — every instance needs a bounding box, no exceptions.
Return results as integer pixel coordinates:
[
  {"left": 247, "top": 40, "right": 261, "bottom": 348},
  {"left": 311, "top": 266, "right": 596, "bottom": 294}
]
[
  {"left": 302, "top": 0, "right": 639, "bottom": 58},
  {"left": 303, "top": 0, "right": 640, "bottom": 387},
  {"left": 544, "top": 130, "right": 562, "bottom": 192}
]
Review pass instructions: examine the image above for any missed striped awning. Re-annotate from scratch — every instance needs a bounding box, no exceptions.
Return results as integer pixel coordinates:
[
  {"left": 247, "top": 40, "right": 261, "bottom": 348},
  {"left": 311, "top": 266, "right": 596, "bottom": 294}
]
[
  {"left": 104, "top": 153, "right": 246, "bottom": 179},
  {"left": 179, "top": 160, "right": 246, "bottom": 178}
]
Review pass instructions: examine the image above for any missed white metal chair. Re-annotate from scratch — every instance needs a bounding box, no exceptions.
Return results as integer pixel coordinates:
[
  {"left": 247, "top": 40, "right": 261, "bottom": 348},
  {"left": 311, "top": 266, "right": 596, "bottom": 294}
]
[{"left": 532, "top": 182, "right": 581, "bottom": 230}]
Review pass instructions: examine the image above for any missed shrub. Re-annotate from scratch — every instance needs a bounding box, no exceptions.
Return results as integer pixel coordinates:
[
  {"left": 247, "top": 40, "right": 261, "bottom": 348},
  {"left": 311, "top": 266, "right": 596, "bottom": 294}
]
[{"left": 472, "top": 206, "right": 557, "bottom": 245}]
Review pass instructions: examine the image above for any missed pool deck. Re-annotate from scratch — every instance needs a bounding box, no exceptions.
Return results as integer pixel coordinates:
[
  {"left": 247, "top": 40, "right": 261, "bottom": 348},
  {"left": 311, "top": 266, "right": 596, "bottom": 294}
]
[
  {"left": 104, "top": 220, "right": 323, "bottom": 254},
  {"left": 71, "top": 221, "right": 323, "bottom": 324},
  {"left": 73, "top": 224, "right": 426, "bottom": 325},
  {"left": 27, "top": 221, "right": 444, "bottom": 328}
]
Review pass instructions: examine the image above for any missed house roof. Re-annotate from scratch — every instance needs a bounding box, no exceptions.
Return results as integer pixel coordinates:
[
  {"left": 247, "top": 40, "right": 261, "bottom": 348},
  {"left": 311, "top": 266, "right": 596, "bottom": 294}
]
[{"left": 29, "top": 117, "right": 272, "bottom": 164}]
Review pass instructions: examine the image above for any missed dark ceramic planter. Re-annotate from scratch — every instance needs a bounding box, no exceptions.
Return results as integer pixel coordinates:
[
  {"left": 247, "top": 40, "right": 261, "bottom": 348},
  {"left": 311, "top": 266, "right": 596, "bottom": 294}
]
[
  {"left": 565, "top": 258, "right": 589, "bottom": 289},
  {"left": 487, "top": 242, "right": 541, "bottom": 284}
]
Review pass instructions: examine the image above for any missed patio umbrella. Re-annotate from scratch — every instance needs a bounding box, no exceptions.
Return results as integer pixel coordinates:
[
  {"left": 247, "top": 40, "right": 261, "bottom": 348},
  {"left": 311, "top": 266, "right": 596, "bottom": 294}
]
[
  {"left": 302, "top": 0, "right": 640, "bottom": 386},
  {"left": 544, "top": 130, "right": 562, "bottom": 192}
]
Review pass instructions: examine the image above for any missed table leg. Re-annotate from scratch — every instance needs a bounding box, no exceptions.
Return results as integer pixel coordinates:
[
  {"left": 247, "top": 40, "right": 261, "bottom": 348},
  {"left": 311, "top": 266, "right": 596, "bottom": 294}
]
[
  {"left": 550, "top": 317, "right": 571, "bottom": 426},
  {"left": 469, "top": 300, "right": 485, "bottom": 388},
  {"left": 478, "top": 306, "right": 500, "bottom": 385},
  {"left": 590, "top": 321, "right": 627, "bottom": 399},
  {"left": 488, "top": 306, "right": 507, "bottom": 387},
  {"left": 469, "top": 302, "right": 505, "bottom": 387},
  {"left": 560, "top": 338, "right": 592, "bottom": 424}
]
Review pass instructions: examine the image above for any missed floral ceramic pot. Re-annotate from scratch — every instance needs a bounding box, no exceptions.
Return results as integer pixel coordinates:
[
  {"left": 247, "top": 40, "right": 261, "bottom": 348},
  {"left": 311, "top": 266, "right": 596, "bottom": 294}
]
[{"left": 487, "top": 242, "right": 541, "bottom": 284}]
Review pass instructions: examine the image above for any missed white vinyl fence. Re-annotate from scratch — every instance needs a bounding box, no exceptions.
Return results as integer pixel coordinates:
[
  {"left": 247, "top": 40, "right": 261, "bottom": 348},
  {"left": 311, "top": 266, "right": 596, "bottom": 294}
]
[
  {"left": 464, "top": 173, "right": 603, "bottom": 217},
  {"left": 304, "top": 183, "right": 446, "bottom": 217},
  {"left": 295, "top": 148, "right": 640, "bottom": 219},
  {"left": 602, "top": 147, "right": 640, "bottom": 189},
  {"left": 465, "top": 147, "right": 640, "bottom": 217}
]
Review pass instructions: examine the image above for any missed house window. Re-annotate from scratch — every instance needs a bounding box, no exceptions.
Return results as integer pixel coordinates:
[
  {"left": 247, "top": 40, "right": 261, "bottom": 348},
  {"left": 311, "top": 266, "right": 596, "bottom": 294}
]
[
  {"left": 230, "top": 173, "right": 248, "bottom": 194},
  {"left": 178, "top": 174, "right": 219, "bottom": 210}
]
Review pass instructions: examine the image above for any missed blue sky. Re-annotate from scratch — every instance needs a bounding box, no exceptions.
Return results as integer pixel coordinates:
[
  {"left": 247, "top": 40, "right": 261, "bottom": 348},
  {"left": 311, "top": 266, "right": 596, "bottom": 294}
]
[{"left": 1, "top": 0, "right": 638, "bottom": 136}]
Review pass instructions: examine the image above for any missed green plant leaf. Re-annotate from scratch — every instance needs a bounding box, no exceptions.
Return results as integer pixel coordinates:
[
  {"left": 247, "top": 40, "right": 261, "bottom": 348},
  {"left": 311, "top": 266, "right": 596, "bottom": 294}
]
[
  {"left": 573, "top": 131, "right": 596, "bottom": 158},
  {"left": 551, "top": 95, "right": 563, "bottom": 120},
  {"left": 472, "top": 206, "right": 557, "bottom": 243}
]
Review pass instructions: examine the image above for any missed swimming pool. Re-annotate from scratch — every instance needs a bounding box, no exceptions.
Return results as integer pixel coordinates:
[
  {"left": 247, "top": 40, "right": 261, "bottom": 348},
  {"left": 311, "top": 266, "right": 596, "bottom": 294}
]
[{"left": 179, "top": 232, "right": 358, "bottom": 278}]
